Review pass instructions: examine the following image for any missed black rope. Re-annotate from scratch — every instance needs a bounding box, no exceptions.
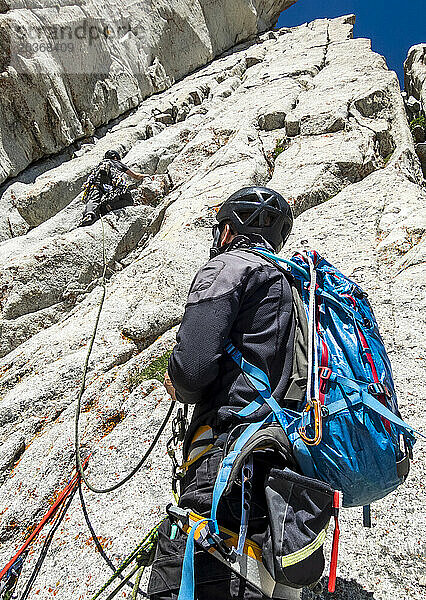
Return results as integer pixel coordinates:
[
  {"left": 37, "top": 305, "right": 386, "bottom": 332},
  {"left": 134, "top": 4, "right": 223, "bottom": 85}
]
[
  {"left": 78, "top": 481, "right": 146, "bottom": 597},
  {"left": 19, "top": 484, "right": 77, "bottom": 600},
  {"left": 75, "top": 216, "right": 176, "bottom": 493}
]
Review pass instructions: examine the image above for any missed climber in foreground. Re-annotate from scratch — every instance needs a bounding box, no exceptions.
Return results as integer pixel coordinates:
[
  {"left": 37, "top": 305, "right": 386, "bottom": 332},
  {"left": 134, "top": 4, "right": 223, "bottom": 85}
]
[
  {"left": 78, "top": 150, "right": 148, "bottom": 226},
  {"left": 147, "top": 187, "right": 295, "bottom": 600}
]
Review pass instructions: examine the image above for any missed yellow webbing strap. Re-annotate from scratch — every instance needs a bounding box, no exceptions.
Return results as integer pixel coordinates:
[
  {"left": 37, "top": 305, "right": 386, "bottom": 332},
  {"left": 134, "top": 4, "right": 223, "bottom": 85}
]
[
  {"left": 183, "top": 510, "right": 263, "bottom": 562},
  {"left": 179, "top": 444, "right": 215, "bottom": 471},
  {"left": 178, "top": 425, "right": 216, "bottom": 473},
  {"left": 281, "top": 526, "right": 327, "bottom": 568}
]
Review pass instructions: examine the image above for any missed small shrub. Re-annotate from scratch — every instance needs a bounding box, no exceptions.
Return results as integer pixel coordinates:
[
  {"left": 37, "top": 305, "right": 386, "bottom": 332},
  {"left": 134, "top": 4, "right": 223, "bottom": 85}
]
[
  {"left": 272, "top": 138, "right": 287, "bottom": 160},
  {"left": 409, "top": 115, "right": 426, "bottom": 130},
  {"left": 127, "top": 349, "right": 173, "bottom": 390}
]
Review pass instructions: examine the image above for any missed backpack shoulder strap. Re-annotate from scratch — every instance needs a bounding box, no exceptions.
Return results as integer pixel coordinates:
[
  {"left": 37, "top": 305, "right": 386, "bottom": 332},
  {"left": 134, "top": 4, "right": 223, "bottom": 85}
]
[{"left": 239, "top": 248, "right": 309, "bottom": 409}]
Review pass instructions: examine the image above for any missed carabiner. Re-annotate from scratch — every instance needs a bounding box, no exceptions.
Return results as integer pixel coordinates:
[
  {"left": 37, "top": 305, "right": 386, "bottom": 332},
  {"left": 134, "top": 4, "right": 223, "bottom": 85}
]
[{"left": 298, "top": 399, "right": 323, "bottom": 446}]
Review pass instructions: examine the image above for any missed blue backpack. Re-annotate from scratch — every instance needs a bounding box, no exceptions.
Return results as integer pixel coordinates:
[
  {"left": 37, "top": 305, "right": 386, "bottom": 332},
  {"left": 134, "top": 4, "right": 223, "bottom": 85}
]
[{"left": 225, "top": 248, "right": 421, "bottom": 508}]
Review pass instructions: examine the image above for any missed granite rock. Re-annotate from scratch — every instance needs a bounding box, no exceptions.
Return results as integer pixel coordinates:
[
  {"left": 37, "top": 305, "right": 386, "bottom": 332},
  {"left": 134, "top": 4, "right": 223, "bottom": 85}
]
[
  {"left": 0, "top": 13, "right": 424, "bottom": 600},
  {"left": 0, "top": 0, "right": 296, "bottom": 184}
]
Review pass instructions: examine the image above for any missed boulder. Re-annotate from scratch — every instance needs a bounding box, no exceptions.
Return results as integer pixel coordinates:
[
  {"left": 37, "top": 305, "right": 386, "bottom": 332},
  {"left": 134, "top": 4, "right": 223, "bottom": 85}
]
[{"left": 404, "top": 44, "right": 426, "bottom": 108}]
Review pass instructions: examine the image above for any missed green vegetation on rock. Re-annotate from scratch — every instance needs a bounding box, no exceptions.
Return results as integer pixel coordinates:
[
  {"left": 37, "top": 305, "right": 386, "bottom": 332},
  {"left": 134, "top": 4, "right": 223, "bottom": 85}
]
[
  {"left": 272, "top": 138, "right": 287, "bottom": 160},
  {"left": 127, "top": 349, "right": 173, "bottom": 390},
  {"left": 409, "top": 115, "right": 426, "bottom": 130}
]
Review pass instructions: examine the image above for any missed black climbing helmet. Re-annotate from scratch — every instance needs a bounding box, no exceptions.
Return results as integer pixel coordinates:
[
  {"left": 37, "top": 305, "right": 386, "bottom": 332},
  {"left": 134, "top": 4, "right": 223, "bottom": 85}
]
[
  {"left": 214, "top": 186, "right": 293, "bottom": 252},
  {"left": 104, "top": 149, "right": 121, "bottom": 161}
]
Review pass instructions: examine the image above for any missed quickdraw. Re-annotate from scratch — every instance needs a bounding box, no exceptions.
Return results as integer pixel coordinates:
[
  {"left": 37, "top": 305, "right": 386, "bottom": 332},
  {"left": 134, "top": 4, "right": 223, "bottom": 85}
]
[{"left": 298, "top": 253, "right": 322, "bottom": 447}]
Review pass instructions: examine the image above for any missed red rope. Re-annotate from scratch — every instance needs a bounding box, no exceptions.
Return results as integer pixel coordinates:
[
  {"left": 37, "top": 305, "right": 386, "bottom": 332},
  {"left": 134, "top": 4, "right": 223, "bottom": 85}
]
[{"left": 0, "top": 459, "right": 89, "bottom": 582}]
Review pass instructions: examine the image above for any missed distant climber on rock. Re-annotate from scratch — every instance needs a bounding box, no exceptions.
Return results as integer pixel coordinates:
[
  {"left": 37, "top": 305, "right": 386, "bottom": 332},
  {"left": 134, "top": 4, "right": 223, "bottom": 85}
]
[{"left": 78, "top": 150, "right": 149, "bottom": 226}]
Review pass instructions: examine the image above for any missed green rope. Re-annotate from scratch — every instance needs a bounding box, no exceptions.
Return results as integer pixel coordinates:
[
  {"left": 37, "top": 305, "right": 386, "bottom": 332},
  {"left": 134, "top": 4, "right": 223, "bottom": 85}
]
[
  {"left": 130, "top": 533, "right": 158, "bottom": 600},
  {"left": 131, "top": 565, "right": 146, "bottom": 600},
  {"left": 104, "top": 564, "right": 140, "bottom": 600},
  {"left": 91, "top": 519, "right": 164, "bottom": 600}
]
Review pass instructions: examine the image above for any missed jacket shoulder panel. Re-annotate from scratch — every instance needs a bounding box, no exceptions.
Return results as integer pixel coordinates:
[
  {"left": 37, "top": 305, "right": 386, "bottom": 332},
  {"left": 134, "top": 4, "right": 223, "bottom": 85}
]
[{"left": 187, "top": 251, "right": 268, "bottom": 304}]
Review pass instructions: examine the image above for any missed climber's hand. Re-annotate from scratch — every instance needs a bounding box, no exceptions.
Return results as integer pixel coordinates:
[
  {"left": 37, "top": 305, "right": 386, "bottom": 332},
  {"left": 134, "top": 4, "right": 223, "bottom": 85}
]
[
  {"left": 126, "top": 169, "right": 149, "bottom": 181},
  {"left": 164, "top": 371, "right": 176, "bottom": 401}
]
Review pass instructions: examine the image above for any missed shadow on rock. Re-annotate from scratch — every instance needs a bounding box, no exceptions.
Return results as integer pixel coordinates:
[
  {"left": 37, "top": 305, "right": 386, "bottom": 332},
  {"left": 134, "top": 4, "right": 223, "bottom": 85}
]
[{"left": 302, "top": 577, "right": 375, "bottom": 599}]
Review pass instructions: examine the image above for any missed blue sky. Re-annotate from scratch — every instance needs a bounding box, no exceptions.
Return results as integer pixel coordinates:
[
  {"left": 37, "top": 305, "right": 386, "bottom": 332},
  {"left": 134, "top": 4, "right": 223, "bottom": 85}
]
[{"left": 276, "top": 0, "right": 425, "bottom": 87}]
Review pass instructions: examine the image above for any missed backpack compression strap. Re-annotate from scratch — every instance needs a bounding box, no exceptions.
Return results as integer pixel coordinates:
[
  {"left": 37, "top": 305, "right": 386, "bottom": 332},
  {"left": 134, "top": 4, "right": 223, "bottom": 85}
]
[
  {"left": 301, "top": 372, "right": 422, "bottom": 441},
  {"left": 226, "top": 341, "right": 422, "bottom": 444}
]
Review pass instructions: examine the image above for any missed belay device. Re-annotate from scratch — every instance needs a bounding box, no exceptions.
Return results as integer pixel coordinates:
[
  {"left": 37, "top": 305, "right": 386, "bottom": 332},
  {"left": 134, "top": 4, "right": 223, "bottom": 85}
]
[{"left": 174, "top": 248, "right": 423, "bottom": 599}]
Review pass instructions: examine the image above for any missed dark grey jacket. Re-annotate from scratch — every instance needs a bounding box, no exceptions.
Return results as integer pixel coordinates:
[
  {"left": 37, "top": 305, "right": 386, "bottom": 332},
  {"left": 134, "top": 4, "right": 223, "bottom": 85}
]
[{"left": 168, "top": 235, "right": 295, "bottom": 446}]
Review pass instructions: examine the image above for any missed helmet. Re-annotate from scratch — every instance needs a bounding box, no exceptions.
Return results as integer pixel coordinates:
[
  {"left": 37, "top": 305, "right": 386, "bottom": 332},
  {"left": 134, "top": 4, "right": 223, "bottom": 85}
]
[
  {"left": 214, "top": 186, "right": 293, "bottom": 252},
  {"left": 104, "top": 149, "right": 121, "bottom": 161}
]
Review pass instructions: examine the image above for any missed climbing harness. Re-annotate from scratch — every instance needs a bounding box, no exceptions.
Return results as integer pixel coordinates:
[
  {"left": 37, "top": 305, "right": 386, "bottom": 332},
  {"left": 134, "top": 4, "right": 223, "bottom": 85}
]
[
  {"left": 82, "top": 160, "right": 130, "bottom": 204},
  {"left": 168, "top": 506, "right": 302, "bottom": 600}
]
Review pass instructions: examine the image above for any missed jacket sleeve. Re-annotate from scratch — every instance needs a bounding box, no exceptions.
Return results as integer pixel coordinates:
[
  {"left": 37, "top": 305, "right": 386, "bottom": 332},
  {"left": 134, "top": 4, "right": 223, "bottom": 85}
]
[{"left": 168, "top": 256, "right": 256, "bottom": 404}]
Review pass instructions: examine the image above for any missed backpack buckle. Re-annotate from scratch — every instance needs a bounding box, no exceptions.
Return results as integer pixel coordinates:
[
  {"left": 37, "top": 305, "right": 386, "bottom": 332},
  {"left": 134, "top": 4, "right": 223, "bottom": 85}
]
[
  {"left": 319, "top": 367, "right": 332, "bottom": 396},
  {"left": 209, "top": 531, "right": 237, "bottom": 563},
  {"left": 368, "top": 382, "right": 390, "bottom": 397},
  {"left": 319, "top": 367, "right": 332, "bottom": 381}
]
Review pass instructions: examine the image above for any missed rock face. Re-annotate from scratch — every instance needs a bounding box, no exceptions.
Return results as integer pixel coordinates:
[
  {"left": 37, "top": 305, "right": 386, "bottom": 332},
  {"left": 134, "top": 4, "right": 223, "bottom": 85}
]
[
  {"left": 404, "top": 44, "right": 426, "bottom": 175},
  {"left": 0, "top": 13, "right": 425, "bottom": 600},
  {"left": 405, "top": 44, "right": 426, "bottom": 108},
  {"left": 0, "top": 0, "right": 296, "bottom": 184}
]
